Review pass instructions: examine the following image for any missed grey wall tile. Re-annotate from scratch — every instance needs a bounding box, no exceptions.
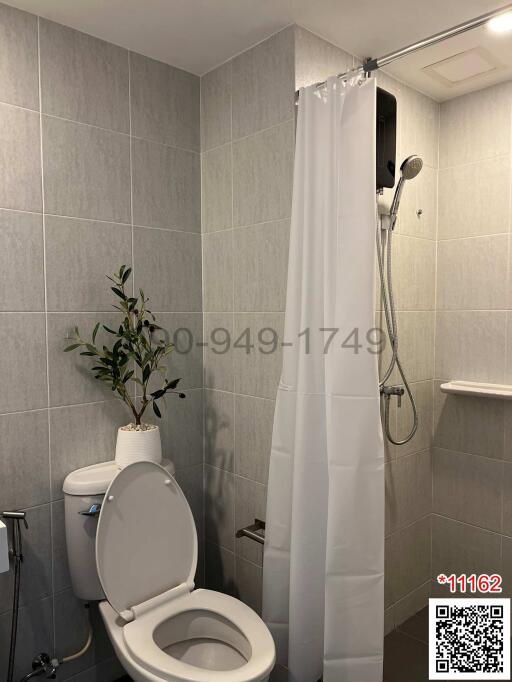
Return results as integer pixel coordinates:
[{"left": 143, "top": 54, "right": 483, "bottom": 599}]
[
  {"left": 0, "top": 104, "right": 41, "bottom": 212},
  {"left": 396, "top": 381, "right": 433, "bottom": 457},
  {"left": 235, "top": 394, "right": 274, "bottom": 484},
  {"left": 205, "top": 465, "right": 235, "bottom": 551},
  {"left": 234, "top": 220, "right": 289, "bottom": 312},
  {"left": 47, "top": 312, "right": 123, "bottom": 407},
  {"left": 0, "top": 597, "right": 53, "bottom": 682},
  {"left": 502, "top": 463, "right": 512, "bottom": 538},
  {"left": 393, "top": 235, "right": 435, "bottom": 311},
  {"left": 294, "top": 25, "right": 353, "bottom": 91},
  {"left": 54, "top": 590, "right": 114, "bottom": 677},
  {"left": 504, "top": 403, "right": 512, "bottom": 462},
  {"left": 500, "top": 537, "right": 512, "bottom": 600},
  {"left": 201, "top": 62, "right": 232, "bottom": 151},
  {"left": 51, "top": 499, "right": 71, "bottom": 594},
  {"left": 438, "top": 157, "right": 510, "bottom": 239},
  {"left": 0, "top": 313, "right": 47, "bottom": 413},
  {"left": 393, "top": 312, "right": 434, "bottom": 384},
  {"left": 50, "top": 400, "right": 129, "bottom": 500},
  {"left": 401, "top": 86, "right": 439, "bottom": 169},
  {"left": 175, "top": 464, "right": 204, "bottom": 542},
  {"left": 203, "top": 313, "right": 234, "bottom": 392},
  {"left": 0, "top": 3, "right": 38, "bottom": 110},
  {"left": 431, "top": 515, "right": 501, "bottom": 584},
  {"left": 0, "top": 504, "right": 51, "bottom": 614},
  {"left": 204, "top": 389, "right": 234, "bottom": 472},
  {"left": 233, "top": 120, "right": 294, "bottom": 227},
  {"left": 202, "top": 144, "right": 232, "bottom": 232},
  {"left": 435, "top": 311, "right": 507, "bottom": 383},
  {"left": 437, "top": 235, "right": 508, "bottom": 311},
  {"left": 40, "top": 20, "right": 129, "bottom": 132},
  {"left": 205, "top": 542, "right": 236, "bottom": 596},
  {"left": 45, "top": 216, "right": 131, "bottom": 311},
  {"left": 0, "top": 410, "right": 49, "bottom": 509},
  {"left": 130, "top": 52, "right": 199, "bottom": 150},
  {"left": 203, "top": 230, "right": 233, "bottom": 312},
  {"left": 398, "top": 165, "right": 437, "bottom": 241},
  {"left": 232, "top": 27, "right": 294, "bottom": 140},
  {"left": 433, "top": 448, "right": 502, "bottom": 532},
  {"left": 235, "top": 557, "right": 263, "bottom": 615},
  {"left": 43, "top": 116, "right": 130, "bottom": 223},
  {"left": 148, "top": 312, "right": 203, "bottom": 390},
  {"left": 235, "top": 475, "right": 266, "bottom": 565},
  {"left": 393, "top": 581, "right": 431, "bottom": 631},
  {"left": 0, "top": 209, "right": 44, "bottom": 311},
  {"left": 234, "top": 313, "right": 284, "bottom": 399},
  {"left": 385, "top": 450, "right": 432, "bottom": 536},
  {"left": 132, "top": 137, "right": 200, "bottom": 231},
  {"left": 434, "top": 382, "right": 504, "bottom": 459},
  {"left": 385, "top": 516, "right": 431, "bottom": 606},
  {"left": 440, "top": 82, "right": 512, "bottom": 167},
  {"left": 160, "top": 388, "right": 203, "bottom": 469},
  {"left": 133, "top": 227, "right": 202, "bottom": 311}
]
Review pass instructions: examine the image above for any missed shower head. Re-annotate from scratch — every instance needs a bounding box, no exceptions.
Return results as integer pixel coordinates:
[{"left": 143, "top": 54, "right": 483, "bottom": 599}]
[
  {"left": 388, "top": 155, "right": 423, "bottom": 228},
  {"left": 400, "top": 155, "right": 423, "bottom": 180}
]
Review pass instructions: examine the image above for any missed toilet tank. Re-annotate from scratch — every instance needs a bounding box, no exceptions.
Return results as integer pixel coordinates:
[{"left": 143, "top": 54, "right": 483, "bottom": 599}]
[{"left": 63, "top": 458, "right": 175, "bottom": 601}]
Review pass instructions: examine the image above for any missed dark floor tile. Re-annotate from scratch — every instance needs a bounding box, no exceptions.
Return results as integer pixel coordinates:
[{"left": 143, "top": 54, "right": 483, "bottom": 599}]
[
  {"left": 384, "top": 630, "right": 428, "bottom": 682},
  {"left": 397, "top": 606, "right": 428, "bottom": 644}
]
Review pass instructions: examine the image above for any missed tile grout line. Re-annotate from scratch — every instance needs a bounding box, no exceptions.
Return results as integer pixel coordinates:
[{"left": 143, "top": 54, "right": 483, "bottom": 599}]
[
  {"left": 37, "top": 14, "right": 56, "bottom": 656},
  {"left": 128, "top": 50, "right": 137, "bottom": 409},
  {"left": 199, "top": 70, "right": 207, "bottom": 587},
  {"left": 431, "top": 100, "right": 441, "bottom": 596},
  {"left": 229, "top": 58, "right": 238, "bottom": 590}
]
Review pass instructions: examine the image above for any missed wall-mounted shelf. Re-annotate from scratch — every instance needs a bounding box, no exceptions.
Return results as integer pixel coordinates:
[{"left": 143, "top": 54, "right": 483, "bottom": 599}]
[{"left": 440, "top": 381, "right": 512, "bottom": 400}]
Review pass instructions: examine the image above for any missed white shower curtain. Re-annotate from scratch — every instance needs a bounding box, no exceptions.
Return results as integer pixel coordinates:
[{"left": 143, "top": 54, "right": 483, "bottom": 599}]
[{"left": 262, "top": 76, "right": 384, "bottom": 682}]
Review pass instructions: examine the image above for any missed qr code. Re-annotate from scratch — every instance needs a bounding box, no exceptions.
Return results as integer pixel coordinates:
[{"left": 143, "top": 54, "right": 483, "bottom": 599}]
[{"left": 429, "top": 599, "right": 510, "bottom": 679}]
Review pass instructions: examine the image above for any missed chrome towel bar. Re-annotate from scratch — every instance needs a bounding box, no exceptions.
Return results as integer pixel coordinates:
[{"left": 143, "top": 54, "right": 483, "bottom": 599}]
[{"left": 236, "top": 519, "right": 265, "bottom": 545}]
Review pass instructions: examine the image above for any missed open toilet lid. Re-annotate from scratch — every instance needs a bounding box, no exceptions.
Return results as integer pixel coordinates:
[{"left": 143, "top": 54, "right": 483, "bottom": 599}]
[{"left": 96, "top": 461, "right": 197, "bottom": 616}]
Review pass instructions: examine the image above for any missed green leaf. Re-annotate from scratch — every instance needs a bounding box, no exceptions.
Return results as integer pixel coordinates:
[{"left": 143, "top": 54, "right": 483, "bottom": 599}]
[
  {"left": 150, "top": 388, "right": 165, "bottom": 399},
  {"left": 103, "top": 325, "right": 117, "bottom": 336},
  {"left": 80, "top": 351, "right": 97, "bottom": 357},
  {"left": 142, "top": 365, "right": 151, "bottom": 384},
  {"left": 165, "top": 378, "right": 181, "bottom": 390},
  {"left": 92, "top": 322, "right": 100, "bottom": 343},
  {"left": 63, "top": 343, "right": 81, "bottom": 352},
  {"left": 121, "top": 267, "right": 132, "bottom": 284},
  {"left": 111, "top": 287, "right": 126, "bottom": 300},
  {"left": 152, "top": 401, "right": 162, "bottom": 418}
]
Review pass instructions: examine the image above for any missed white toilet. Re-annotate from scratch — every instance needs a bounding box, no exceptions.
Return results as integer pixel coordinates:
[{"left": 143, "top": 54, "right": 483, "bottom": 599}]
[{"left": 63, "top": 460, "right": 275, "bottom": 682}]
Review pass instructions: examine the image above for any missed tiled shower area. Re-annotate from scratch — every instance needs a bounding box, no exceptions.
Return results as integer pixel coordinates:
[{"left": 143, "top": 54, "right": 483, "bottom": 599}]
[{"left": 0, "top": 1, "right": 511, "bottom": 680}]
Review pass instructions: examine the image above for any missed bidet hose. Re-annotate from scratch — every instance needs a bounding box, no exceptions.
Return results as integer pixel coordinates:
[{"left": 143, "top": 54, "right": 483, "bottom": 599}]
[
  {"left": 376, "top": 216, "right": 418, "bottom": 445},
  {"left": 61, "top": 608, "right": 93, "bottom": 663}
]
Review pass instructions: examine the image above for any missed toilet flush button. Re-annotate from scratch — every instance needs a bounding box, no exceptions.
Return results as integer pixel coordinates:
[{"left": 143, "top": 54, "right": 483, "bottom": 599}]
[
  {"left": 108, "top": 495, "right": 114, "bottom": 502},
  {"left": 165, "top": 479, "right": 171, "bottom": 485}
]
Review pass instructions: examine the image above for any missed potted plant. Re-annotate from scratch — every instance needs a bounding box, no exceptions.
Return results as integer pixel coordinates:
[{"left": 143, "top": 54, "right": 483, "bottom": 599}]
[{"left": 64, "top": 265, "right": 185, "bottom": 467}]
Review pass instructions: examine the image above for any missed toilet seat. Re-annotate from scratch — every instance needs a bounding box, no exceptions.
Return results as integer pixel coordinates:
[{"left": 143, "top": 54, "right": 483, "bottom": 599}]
[
  {"left": 96, "top": 460, "right": 197, "bottom": 621},
  {"left": 96, "top": 462, "right": 275, "bottom": 682},
  {"left": 122, "top": 588, "right": 275, "bottom": 682}
]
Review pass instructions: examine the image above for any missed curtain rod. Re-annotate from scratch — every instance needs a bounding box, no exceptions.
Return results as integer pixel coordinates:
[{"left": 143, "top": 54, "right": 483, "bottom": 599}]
[{"left": 295, "top": 3, "right": 512, "bottom": 100}]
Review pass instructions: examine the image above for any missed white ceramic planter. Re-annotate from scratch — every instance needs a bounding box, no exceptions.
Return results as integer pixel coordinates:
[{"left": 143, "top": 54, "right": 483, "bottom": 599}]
[{"left": 115, "top": 425, "right": 162, "bottom": 468}]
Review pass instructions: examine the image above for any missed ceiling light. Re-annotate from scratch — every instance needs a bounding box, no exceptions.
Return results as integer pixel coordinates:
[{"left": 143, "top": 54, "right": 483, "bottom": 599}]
[{"left": 488, "top": 12, "right": 512, "bottom": 33}]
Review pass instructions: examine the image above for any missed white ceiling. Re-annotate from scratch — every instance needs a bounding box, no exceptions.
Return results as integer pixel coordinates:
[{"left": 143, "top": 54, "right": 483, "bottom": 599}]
[{"left": 4, "top": 0, "right": 512, "bottom": 99}]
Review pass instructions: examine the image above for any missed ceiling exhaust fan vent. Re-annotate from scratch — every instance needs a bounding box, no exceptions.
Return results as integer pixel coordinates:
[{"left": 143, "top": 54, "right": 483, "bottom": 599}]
[{"left": 422, "top": 47, "right": 502, "bottom": 86}]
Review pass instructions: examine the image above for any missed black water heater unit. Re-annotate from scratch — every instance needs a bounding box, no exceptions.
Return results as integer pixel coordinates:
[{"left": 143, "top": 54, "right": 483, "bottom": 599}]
[{"left": 376, "top": 87, "right": 397, "bottom": 191}]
